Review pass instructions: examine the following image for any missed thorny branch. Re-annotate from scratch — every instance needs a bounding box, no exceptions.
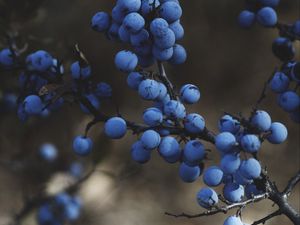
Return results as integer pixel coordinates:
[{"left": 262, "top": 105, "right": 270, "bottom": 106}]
[
  {"left": 166, "top": 170, "right": 300, "bottom": 225},
  {"left": 165, "top": 193, "right": 269, "bottom": 218}
]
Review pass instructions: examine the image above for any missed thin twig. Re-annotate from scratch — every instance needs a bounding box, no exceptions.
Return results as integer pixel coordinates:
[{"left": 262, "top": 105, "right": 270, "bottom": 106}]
[
  {"left": 165, "top": 193, "right": 269, "bottom": 219},
  {"left": 251, "top": 210, "right": 282, "bottom": 225},
  {"left": 283, "top": 170, "right": 300, "bottom": 197}
]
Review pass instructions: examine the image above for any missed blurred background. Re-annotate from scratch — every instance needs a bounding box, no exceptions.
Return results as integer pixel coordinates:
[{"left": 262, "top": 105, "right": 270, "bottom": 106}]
[{"left": 0, "top": 0, "right": 299, "bottom": 225}]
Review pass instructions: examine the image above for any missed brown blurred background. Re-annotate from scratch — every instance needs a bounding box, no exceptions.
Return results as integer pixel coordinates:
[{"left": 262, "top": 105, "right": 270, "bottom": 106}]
[{"left": 0, "top": 0, "right": 299, "bottom": 225}]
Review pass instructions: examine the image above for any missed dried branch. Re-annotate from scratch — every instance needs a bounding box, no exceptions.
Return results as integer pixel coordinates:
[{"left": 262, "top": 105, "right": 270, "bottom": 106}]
[
  {"left": 157, "top": 61, "right": 178, "bottom": 100},
  {"left": 165, "top": 193, "right": 269, "bottom": 219},
  {"left": 251, "top": 210, "right": 282, "bottom": 225},
  {"left": 283, "top": 170, "right": 300, "bottom": 197}
]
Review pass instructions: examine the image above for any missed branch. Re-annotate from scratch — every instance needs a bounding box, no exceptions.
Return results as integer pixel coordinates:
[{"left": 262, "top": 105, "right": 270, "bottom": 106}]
[
  {"left": 251, "top": 210, "right": 282, "bottom": 225},
  {"left": 157, "top": 61, "right": 178, "bottom": 100},
  {"left": 283, "top": 170, "right": 300, "bottom": 197},
  {"left": 165, "top": 193, "right": 269, "bottom": 219}
]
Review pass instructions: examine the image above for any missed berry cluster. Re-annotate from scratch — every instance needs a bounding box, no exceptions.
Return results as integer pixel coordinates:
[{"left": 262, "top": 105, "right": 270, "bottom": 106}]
[
  {"left": 269, "top": 63, "right": 300, "bottom": 123},
  {"left": 269, "top": 18, "right": 300, "bottom": 123},
  {"left": 237, "top": 0, "right": 300, "bottom": 123},
  {"left": 91, "top": 0, "right": 186, "bottom": 68},
  {"left": 103, "top": 74, "right": 205, "bottom": 183},
  {"left": 238, "top": 0, "right": 280, "bottom": 28},
  {"left": 90, "top": 1, "right": 292, "bottom": 224},
  {"left": 197, "top": 110, "right": 287, "bottom": 206},
  {"left": 0, "top": 0, "right": 298, "bottom": 224},
  {"left": 37, "top": 142, "right": 85, "bottom": 225},
  {"left": 37, "top": 192, "right": 82, "bottom": 225},
  {"left": 0, "top": 45, "right": 114, "bottom": 154}
]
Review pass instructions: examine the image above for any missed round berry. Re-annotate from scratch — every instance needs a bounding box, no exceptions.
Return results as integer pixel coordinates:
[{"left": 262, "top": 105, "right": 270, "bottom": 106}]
[
  {"left": 115, "top": 50, "right": 138, "bottom": 72},
  {"left": 104, "top": 117, "right": 127, "bottom": 139},
  {"left": 73, "top": 136, "right": 93, "bottom": 156}
]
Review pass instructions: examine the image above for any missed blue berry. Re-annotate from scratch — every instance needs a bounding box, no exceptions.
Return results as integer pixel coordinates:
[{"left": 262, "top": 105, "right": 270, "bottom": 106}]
[
  {"left": 104, "top": 117, "right": 127, "bottom": 139},
  {"left": 150, "top": 18, "right": 169, "bottom": 38},
  {"left": 218, "top": 115, "right": 240, "bottom": 134},
  {"left": 215, "top": 132, "right": 237, "bottom": 153},
  {"left": 203, "top": 166, "right": 224, "bottom": 187},
  {"left": 164, "top": 100, "right": 186, "bottom": 119},
  {"left": 131, "top": 141, "right": 151, "bottom": 163},
  {"left": 238, "top": 10, "right": 255, "bottom": 28},
  {"left": 39, "top": 143, "right": 58, "bottom": 162},
  {"left": 73, "top": 136, "right": 93, "bottom": 156},
  {"left": 23, "top": 95, "right": 43, "bottom": 115},
  {"left": 223, "top": 216, "right": 243, "bottom": 225},
  {"left": 26, "top": 50, "right": 53, "bottom": 72},
  {"left": 138, "top": 79, "right": 160, "bottom": 100},
  {"left": 179, "top": 162, "right": 200, "bottom": 183},
  {"left": 223, "top": 183, "right": 244, "bottom": 203},
  {"left": 91, "top": 12, "right": 110, "bottom": 32},
  {"left": 184, "top": 113, "right": 205, "bottom": 133},
  {"left": 158, "top": 136, "right": 181, "bottom": 161},
  {"left": 169, "top": 20, "right": 184, "bottom": 40},
  {"left": 143, "top": 107, "right": 163, "bottom": 126},
  {"left": 0, "top": 48, "right": 14, "bottom": 66},
  {"left": 221, "top": 154, "right": 241, "bottom": 174},
  {"left": 141, "top": 130, "right": 161, "bottom": 149},
  {"left": 257, "top": 7, "right": 277, "bottom": 27},
  {"left": 158, "top": 1, "right": 182, "bottom": 23},
  {"left": 269, "top": 72, "right": 290, "bottom": 93},
  {"left": 95, "top": 82, "right": 112, "bottom": 98},
  {"left": 141, "top": 0, "right": 160, "bottom": 16},
  {"left": 278, "top": 91, "right": 300, "bottom": 112},
  {"left": 197, "top": 187, "right": 218, "bottom": 209},
  {"left": 70, "top": 61, "right": 91, "bottom": 79},
  {"left": 239, "top": 158, "right": 261, "bottom": 179},
  {"left": 240, "top": 134, "right": 261, "bottom": 153},
  {"left": 37, "top": 204, "right": 53, "bottom": 224},
  {"left": 118, "top": 0, "right": 142, "bottom": 12},
  {"left": 168, "top": 44, "right": 187, "bottom": 65},
  {"left": 180, "top": 84, "right": 200, "bottom": 104},
  {"left": 233, "top": 171, "right": 253, "bottom": 185},
  {"left": 123, "top": 12, "right": 145, "bottom": 33},
  {"left": 267, "top": 122, "right": 288, "bottom": 144},
  {"left": 118, "top": 25, "right": 131, "bottom": 43},
  {"left": 115, "top": 50, "right": 138, "bottom": 72},
  {"left": 130, "top": 29, "right": 150, "bottom": 46},
  {"left": 64, "top": 202, "right": 81, "bottom": 221},
  {"left": 250, "top": 110, "right": 272, "bottom": 131},
  {"left": 112, "top": 5, "right": 126, "bottom": 24},
  {"left": 154, "top": 28, "right": 175, "bottom": 49},
  {"left": 156, "top": 83, "right": 168, "bottom": 101},
  {"left": 183, "top": 140, "right": 205, "bottom": 166},
  {"left": 152, "top": 45, "right": 173, "bottom": 61},
  {"left": 127, "top": 72, "right": 143, "bottom": 90}
]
